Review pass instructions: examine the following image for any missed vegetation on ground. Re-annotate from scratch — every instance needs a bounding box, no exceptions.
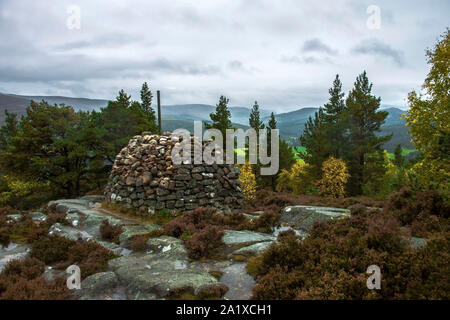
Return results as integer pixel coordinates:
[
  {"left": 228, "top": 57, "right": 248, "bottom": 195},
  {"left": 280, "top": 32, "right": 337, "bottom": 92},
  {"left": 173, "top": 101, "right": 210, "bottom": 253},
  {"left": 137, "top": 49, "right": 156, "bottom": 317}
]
[{"left": 249, "top": 188, "right": 449, "bottom": 299}]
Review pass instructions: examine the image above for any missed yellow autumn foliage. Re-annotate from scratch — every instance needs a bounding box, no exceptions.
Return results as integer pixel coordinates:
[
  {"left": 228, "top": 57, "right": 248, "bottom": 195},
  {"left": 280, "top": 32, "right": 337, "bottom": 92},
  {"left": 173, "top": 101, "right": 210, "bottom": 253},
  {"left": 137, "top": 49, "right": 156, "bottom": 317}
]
[
  {"left": 239, "top": 162, "right": 257, "bottom": 200},
  {"left": 317, "top": 157, "right": 350, "bottom": 198},
  {"left": 276, "top": 160, "right": 314, "bottom": 194},
  {"left": 0, "top": 175, "right": 48, "bottom": 208}
]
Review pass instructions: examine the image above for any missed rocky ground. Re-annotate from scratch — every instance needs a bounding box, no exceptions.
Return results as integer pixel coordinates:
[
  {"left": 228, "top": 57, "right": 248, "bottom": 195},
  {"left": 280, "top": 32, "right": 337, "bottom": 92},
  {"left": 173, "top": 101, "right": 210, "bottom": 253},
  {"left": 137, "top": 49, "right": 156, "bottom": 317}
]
[{"left": 0, "top": 196, "right": 374, "bottom": 300}]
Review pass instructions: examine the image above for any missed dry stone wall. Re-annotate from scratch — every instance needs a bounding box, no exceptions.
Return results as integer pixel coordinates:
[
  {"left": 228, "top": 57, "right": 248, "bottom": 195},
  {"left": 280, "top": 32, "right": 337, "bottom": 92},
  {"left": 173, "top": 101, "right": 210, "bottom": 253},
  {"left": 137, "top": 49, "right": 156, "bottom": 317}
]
[{"left": 104, "top": 132, "right": 243, "bottom": 214}]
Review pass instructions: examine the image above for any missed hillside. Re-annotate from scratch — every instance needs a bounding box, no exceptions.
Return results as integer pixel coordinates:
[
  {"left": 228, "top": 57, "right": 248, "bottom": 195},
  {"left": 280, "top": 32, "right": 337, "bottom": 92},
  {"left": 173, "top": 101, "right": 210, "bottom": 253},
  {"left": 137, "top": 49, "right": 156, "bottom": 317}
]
[
  {"left": 265, "top": 106, "right": 414, "bottom": 151},
  {"left": 0, "top": 92, "right": 413, "bottom": 151}
]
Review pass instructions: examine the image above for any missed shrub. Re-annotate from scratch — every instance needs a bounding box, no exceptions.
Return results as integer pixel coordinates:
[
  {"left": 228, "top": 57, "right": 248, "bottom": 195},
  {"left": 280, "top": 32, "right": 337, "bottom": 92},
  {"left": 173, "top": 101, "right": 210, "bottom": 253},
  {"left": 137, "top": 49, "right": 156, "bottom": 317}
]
[
  {"left": 66, "top": 241, "right": 116, "bottom": 280},
  {"left": 0, "top": 175, "right": 51, "bottom": 210},
  {"left": 99, "top": 219, "right": 123, "bottom": 244},
  {"left": 239, "top": 162, "right": 257, "bottom": 200},
  {"left": 155, "top": 209, "right": 174, "bottom": 225},
  {"left": 249, "top": 188, "right": 450, "bottom": 299},
  {"left": 246, "top": 208, "right": 280, "bottom": 233},
  {"left": 349, "top": 204, "right": 367, "bottom": 216},
  {"left": 0, "top": 257, "right": 68, "bottom": 300},
  {"left": 184, "top": 226, "right": 225, "bottom": 259},
  {"left": 30, "top": 235, "right": 74, "bottom": 264},
  {"left": 384, "top": 187, "right": 450, "bottom": 237},
  {"left": 0, "top": 276, "right": 68, "bottom": 300},
  {"left": 252, "top": 265, "right": 306, "bottom": 300},
  {"left": 246, "top": 256, "right": 264, "bottom": 278},
  {"left": 276, "top": 161, "right": 315, "bottom": 195},
  {"left": 0, "top": 257, "right": 45, "bottom": 282},
  {"left": 317, "top": 157, "right": 350, "bottom": 198},
  {"left": 128, "top": 234, "right": 149, "bottom": 251},
  {"left": 197, "top": 284, "right": 228, "bottom": 299}
]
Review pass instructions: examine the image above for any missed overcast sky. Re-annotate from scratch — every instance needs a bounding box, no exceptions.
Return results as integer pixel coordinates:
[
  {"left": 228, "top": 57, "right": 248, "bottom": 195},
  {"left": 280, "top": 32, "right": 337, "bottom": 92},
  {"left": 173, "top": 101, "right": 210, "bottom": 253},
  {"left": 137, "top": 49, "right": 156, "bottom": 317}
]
[{"left": 0, "top": 0, "right": 448, "bottom": 112}]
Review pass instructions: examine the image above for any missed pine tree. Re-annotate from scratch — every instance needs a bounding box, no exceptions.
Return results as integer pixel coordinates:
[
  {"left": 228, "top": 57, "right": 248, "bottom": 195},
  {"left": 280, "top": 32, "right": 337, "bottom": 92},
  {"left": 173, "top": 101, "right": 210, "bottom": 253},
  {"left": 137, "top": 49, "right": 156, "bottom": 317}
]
[
  {"left": 93, "top": 90, "right": 155, "bottom": 162},
  {"left": 393, "top": 144, "right": 404, "bottom": 167},
  {"left": 140, "top": 82, "right": 156, "bottom": 123},
  {"left": 0, "top": 111, "right": 18, "bottom": 151},
  {"left": 268, "top": 112, "right": 277, "bottom": 130},
  {"left": 249, "top": 101, "right": 265, "bottom": 131},
  {"left": 0, "top": 101, "right": 104, "bottom": 197},
  {"left": 299, "top": 108, "right": 330, "bottom": 180},
  {"left": 323, "top": 74, "right": 348, "bottom": 158},
  {"left": 267, "top": 112, "right": 277, "bottom": 155},
  {"left": 116, "top": 89, "right": 131, "bottom": 109},
  {"left": 205, "top": 95, "right": 233, "bottom": 139},
  {"left": 345, "top": 71, "right": 391, "bottom": 195},
  {"left": 256, "top": 111, "right": 294, "bottom": 191}
]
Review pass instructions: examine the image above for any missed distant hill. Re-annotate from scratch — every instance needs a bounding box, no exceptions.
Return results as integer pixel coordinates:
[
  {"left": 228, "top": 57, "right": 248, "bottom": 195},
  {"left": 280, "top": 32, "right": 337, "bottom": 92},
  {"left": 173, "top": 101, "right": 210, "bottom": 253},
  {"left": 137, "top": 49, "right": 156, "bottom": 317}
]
[
  {"left": 162, "top": 104, "right": 272, "bottom": 125},
  {"left": 263, "top": 106, "right": 413, "bottom": 152},
  {"left": 0, "top": 93, "right": 271, "bottom": 125},
  {"left": 0, "top": 92, "right": 412, "bottom": 151},
  {"left": 0, "top": 93, "right": 109, "bottom": 120}
]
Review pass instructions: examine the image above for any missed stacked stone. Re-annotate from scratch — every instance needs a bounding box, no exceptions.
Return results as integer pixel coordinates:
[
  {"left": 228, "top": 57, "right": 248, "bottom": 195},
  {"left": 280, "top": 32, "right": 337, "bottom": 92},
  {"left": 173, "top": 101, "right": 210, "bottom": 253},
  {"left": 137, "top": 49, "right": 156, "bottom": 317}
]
[{"left": 104, "top": 132, "right": 243, "bottom": 214}]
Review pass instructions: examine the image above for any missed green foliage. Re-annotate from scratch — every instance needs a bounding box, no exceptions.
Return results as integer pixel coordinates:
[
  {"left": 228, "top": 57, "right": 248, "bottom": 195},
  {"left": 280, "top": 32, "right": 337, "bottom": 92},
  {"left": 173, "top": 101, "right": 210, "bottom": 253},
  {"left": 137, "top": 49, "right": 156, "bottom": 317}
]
[
  {"left": 345, "top": 71, "right": 391, "bottom": 195},
  {"left": 299, "top": 108, "right": 330, "bottom": 180},
  {"left": 249, "top": 101, "right": 265, "bottom": 130},
  {"left": 0, "top": 101, "right": 106, "bottom": 199},
  {"left": 155, "top": 208, "right": 174, "bottom": 225},
  {"left": 268, "top": 112, "right": 277, "bottom": 130},
  {"left": 205, "top": 95, "right": 233, "bottom": 141},
  {"left": 140, "top": 81, "right": 156, "bottom": 123},
  {"left": 256, "top": 115, "right": 295, "bottom": 191},
  {"left": 323, "top": 74, "right": 348, "bottom": 159},
  {"left": 393, "top": 144, "right": 404, "bottom": 167},
  {"left": 405, "top": 29, "right": 449, "bottom": 196},
  {"left": 0, "top": 110, "right": 18, "bottom": 151},
  {"left": 92, "top": 90, "right": 157, "bottom": 163},
  {"left": 276, "top": 161, "right": 315, "bottom": 194},
  {"left": 0, "top": 175, "right": 51, "bottom": 209},
  {"left": 298, "top": 72, "right": 392, "bottom": 196}
]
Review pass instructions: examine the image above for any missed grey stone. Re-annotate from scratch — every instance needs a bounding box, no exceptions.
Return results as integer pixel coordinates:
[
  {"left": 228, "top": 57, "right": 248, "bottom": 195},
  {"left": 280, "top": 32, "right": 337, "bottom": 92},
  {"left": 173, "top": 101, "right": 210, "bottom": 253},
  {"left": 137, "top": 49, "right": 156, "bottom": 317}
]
[
  {"left": 49, "top": 223, "right": 93, "bottom": 241},
  {"left": 109, "top": 253, "right": 219, "bottom": 298},
  {"left": 223, "top": 230, "right": 276, "bottom": 246},
  {"left": 402, "top": 237, "right": 428, "bottom": 250},
  {"left": 280, "top": 205, "right": 350, "bottom": 232},
  {"left": 231, "top": 241, "right": 272, "bottom": 256},
  {"left": 79, "top": 272, "right": 118, "bottom": 295},
  {"left": 119, "top": 224, "right": 162, "bottom": 248},
  {"left": 0, "top": 243, "right": 29, "bottom": 273}
]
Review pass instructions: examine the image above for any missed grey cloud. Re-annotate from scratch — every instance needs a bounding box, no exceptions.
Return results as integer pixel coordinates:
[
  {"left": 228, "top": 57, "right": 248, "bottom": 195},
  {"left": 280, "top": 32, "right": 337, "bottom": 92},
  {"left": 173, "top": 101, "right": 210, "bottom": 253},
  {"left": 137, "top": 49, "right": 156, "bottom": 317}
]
[
  {"left": 352, "top": 39, "right": 405, "bottom": 67},
  {"left": 0, "top": 52, "right": 221, "bottom": 83},
  {"left": 53, "top": 33, "right": 147, "bottom": 51},
  {"left": 302, "top": 38, "right": 337, "bottom": 55},
  {"left": 0, "top": 0, "right": 448, "bottom": 110},
  {"left": 280, "top": 55, "right": 332, "bottom": 65}
]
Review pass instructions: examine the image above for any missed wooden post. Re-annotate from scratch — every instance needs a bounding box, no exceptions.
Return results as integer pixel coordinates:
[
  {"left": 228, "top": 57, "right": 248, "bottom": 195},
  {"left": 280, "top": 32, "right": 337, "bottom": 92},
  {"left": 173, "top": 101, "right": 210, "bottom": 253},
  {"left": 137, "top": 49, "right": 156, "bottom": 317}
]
[{"left": 157, "top": 90, "right": 162, "bottom": 135}]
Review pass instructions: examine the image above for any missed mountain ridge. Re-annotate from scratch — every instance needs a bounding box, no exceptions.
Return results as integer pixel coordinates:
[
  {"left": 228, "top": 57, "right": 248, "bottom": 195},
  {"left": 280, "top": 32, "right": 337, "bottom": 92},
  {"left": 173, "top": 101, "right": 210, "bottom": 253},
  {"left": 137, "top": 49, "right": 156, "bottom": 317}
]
[{"left": 0, "top": 92, "right": 412, "bottom": 151}]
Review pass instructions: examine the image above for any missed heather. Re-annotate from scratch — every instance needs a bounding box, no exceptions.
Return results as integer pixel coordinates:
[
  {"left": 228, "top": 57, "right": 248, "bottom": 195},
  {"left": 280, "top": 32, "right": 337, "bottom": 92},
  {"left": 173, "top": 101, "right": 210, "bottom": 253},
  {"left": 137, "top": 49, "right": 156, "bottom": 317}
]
[{"left": 250, "top": 189, "right": 450, "bottom": 299}]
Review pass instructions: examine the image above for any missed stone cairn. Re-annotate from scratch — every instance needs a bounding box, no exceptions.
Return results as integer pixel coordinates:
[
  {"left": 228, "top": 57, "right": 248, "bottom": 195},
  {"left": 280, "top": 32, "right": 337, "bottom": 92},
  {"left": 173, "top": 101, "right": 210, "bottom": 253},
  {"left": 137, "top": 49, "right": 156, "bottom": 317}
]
[{"left": 104, "top": 132, "right": 243, "bottom": 214}]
